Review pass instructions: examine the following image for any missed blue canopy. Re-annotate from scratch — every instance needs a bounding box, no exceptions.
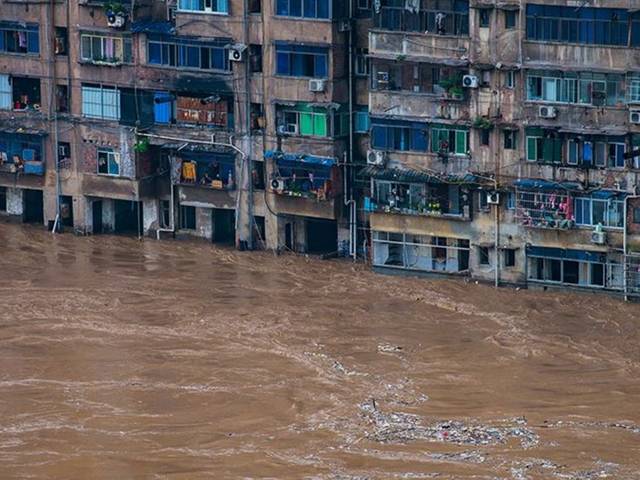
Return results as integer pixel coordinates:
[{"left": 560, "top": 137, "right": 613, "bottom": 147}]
[
  {"left": 130, "top": 20, "right": 175, "bottom": 35},
  {"left": 265, "top": 150, "right": 335, "bottom": 168},
  {"left": 527, "top": 246, "right": 606, "bottom": 263},
  {"left": 514, "top": 178, "right": 582, "bottom": 192}
]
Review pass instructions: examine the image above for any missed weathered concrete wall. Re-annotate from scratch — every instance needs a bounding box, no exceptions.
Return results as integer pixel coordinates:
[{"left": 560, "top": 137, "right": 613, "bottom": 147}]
[
  {"left": 143, "top": 200, "right": 158, "bottom": 234},
  {"left": 6, "top": 188, "right": 23, "bottom": 216},
  {"left": 196, "top": 207, "right": 213, "bottom": 240}
]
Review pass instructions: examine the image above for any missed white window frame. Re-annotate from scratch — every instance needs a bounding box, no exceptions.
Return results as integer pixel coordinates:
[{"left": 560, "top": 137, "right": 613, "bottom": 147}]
[{"left": 96, "top": 148, "right": 120, "bottom": 176}]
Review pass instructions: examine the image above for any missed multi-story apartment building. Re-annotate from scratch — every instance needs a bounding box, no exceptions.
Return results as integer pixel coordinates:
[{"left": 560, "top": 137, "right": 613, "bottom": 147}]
[
  {"left": 364, "top": 0, "right": 640, "bottom": 297},
  {"left": 0, "top": 0, "right": 362, "bottom": 254},
  {"left": 3, "top": 0, "right": 640, "bottom": 297}
]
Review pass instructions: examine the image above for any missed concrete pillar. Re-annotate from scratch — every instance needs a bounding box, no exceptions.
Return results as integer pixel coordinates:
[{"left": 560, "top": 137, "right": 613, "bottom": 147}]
[
  {"left": 196, "top": 207, "right": 212, "bottom": 240},
  {"left": 142, "top": 200, "right": 158, "bottom": 236},
  {"left": 102, "top": 199, "right": 115, "bottom": 233},
  {"left": 265, "top": 210, "right": 280, "bottom": 251},
  {"left": 73, "top": 195, "right": 91, "bottom": 234},
  {"left": 6, "top": 188, "right": 23, "bottom": 216},
  {"left": 294, "top": 216, "right": 307, "bottom": 253},
  {"left": 43, "top": 189, "right": 57, "bottom": 227}
]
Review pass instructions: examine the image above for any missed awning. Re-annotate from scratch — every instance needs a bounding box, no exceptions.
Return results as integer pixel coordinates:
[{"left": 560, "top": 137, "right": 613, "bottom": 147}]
[
  {"left": 130, "top": 20, "right": 175, "bottom": 35},
  {"left": 0, "top": 127, "right": 47, "bottom": 136},
  {"left": 513, "top": 178, "right": 583, "bottom": 192},
  {"left": 527, "top": 246, "right": 606, "bottom": 263},
  {"left": 359, "top": 166, "right": 485, "bottom": 185},
  {"left": 558, "top": 127, "right": 628, "bottom": 137},
  {"left": 590, "top": 189, "right": 627, "bottom": 200},
  {"left": 175, "top": 76, "right": 233, "bottom": 95},
  {"left": 368, "top": 52, "right": 468, "bottom": 67},
  {"left": 523, "top": 62, "right": 627, "bottom": 74},
  {"left": 265, "top": 150, "right": 336, "bottom": 167},
  {"left": 161, "top": 143, "right": 235, "bottom": 155}
]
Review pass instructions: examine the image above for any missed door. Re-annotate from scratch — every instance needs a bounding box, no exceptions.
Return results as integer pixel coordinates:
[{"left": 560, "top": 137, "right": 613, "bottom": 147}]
[
  {"left": 213, "top": 208, "right": 235, "bottom": 244},
  {"left": 92, "top": 200, "right": 103, "bottom": 234},
  {"left": 23, "top": 189, "right": 43, "bottom": 224}
]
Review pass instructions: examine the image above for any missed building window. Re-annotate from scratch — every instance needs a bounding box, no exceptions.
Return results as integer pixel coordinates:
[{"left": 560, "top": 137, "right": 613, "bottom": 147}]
[
  {"left": 526, "top": 70, "right": 624, "bottom": 107},
  {"left": 276, "top": 0, "right": 330, "bottom": 19},
  {"left": 504, "top": 249, "right": 516, "bottom": 267},
  {"left": 526, "top": 129, "right": 562, "bottom": 163},
  {"left": 479, "top": 9, "right": 491, "bottom": 28},
  {"left": 275, "top": 43, "right": 328, "bottom": 78},
  {"left": 505, "top": 70, "right": 515, "bottom": 88},
  {"left": 574, "top": 197, "right": 624, "bottom": 229},
  {"left": 147, "top": 35, "right": 230, "bottom": 72},
  {"left": 160, "top": 200, "right": 171, "bottom": 228},
  {"left": 81, "top": 33, "right": 132, "bottom": 64},
  {"left": 503, "top": 130, "right": 517, "bottom": 150},
  {"left": 504, "top": 10, "right": 517, "bottom": 29},
  {"left": 506, "top": 192, "right": 515, "bottom": 210},
  {"left": 177, "top": 0, "right": 229, "bottom": 14},
  {"left": 633, "top": 207, "right": 640, "bottom": 224},
  {"left": 249, "top": 44, "right": 262, "bottom": 73},
  {"left": 566, "top": 137, "right": 625, "bottom": 168},
  {"left": 97, "top": 148, "right": 120, "bottom": 176},
  {"left": 0, "top": 74, "right": 11, "bottom": 110},
  {"left": 57, "top": 142, "right": 71, "bottom": 168},
  {"left": 54, "top": 27, "right": 68, "bottom": 55},
  {"left": 56, "top": 85, "right": 69, "bottom": 113},
  {"left": 355, "top": 48, "right": 369, "bottom": 77},
  {"left": 0, "top": 22, "right": 39, "bottom": 54},
  {"left": 82, "top": 85, "right": 120, "bottom": 120},
  {"left": 431, "top": 126, "right": 468, "bottom": 156},
  {"left": 0, "top": 186, "right": 6, "bottom": 212},
  {"left": 480, "top": 129, "right": 490, "bottom": 146},
  {"left": 371, "top": 118, "right": 428, "bottom": 152},
  {"left": 180, "top": 205, "right": 196, "bottom": 230},
  {"left": 276, "top": 104, "right": 348, "bottom": 138},
  {"left": 372, "top": 231, "right": 470, "bottom": 273},
  {"left": 11, "top": 77, "right": 41, "bottom": 111},
  {"left": 248, "top": 0, "right": 261, "bottom": 13},
  {"left": 252, "top": 160, "right": 265, "bottom": 190},
  {"left": 250, "top": 102, "right": 265, "bottom": 130},
  {"left": 373, "top": 1, "right": 469, "bottom": 36},
  {"left": 478, "top": 246, "right": 490, "bottom": 265},
  {"left": 526, "top": 4, "right": 633, "bottom": 47},
  {"left": 354, "top": 108, "right": 370, "bottom": 133}
]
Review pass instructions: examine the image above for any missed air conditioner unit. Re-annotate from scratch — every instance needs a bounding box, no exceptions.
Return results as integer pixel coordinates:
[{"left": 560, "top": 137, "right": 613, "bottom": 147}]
[
  {"left": 538, "top": 105, "right": 557, "bottom": 119},
  {"left": 591, "top": 230, "right": 606, "bottom": 245},
  {"left": 630, "top": 110, "right": 640, "bottom": 124},
  {"left": 309, "top": 79, "right": 326, "bottom": 93},
  {"left": 228, "top": 44, "right": 247, "bottom": 62},
  {"left": 486, "top": 191, "right": 500, "bottom": 205},
  {"left": 271, "top": 178, "right": 285, "bottom": 193},
  {"left": 106, "top": 12, "right": 126, "bottom": 29},
  {"left": 367, "top": 149, "right": 386, "bottom": 166},
  {"left": 462, "top": 74, "right": 479, "bottom": 88}
]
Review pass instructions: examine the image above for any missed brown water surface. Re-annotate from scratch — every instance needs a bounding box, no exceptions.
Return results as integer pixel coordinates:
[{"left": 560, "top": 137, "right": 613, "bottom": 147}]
[{"left": 0, "top": 223, "right": 639, "bottom": 479}]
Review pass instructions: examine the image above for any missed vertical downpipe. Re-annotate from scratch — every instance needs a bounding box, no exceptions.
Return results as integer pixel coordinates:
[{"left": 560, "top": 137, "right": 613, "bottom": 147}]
[{"left": 50, "top": 0, "right": 61, "bottom": 232}]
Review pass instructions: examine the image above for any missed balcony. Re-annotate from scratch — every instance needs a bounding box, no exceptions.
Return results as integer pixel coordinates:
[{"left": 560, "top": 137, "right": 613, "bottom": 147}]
[
  {"left": 369, "top": 30, "right": 469, "bottom": 66},
  {"left": 267, "top": 150, "right": 340, "bottom": 220},
  {"left": 82, "top": 173, "right": 158, "bottom": 201},
  {"left": 0, "top": 129, "right": 46, "bottom": 188}
]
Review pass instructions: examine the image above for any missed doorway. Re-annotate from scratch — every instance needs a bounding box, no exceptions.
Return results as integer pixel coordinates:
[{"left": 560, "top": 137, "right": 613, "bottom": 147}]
[
  {"left": 306, "top": 218, "right": 337, "bottom": 254},
  {"left": 114, "top": 200, "right": 143, "bottom": 235},
  {"left": 92, "top": 200, "right": 103, "bottom": 234},
  {"left": 213, "top": 208, "right": 235, "bottom": 244},
  {"left": 23, "top": 189, "right": 43, "bottom": 224},
  {"left": 59, "top": 196, "right": 74, "bottom": 228}
]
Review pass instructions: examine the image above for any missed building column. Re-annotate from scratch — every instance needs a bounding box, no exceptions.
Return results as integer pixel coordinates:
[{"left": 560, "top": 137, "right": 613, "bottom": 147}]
[
  {"left": 196, "top": 207, "right": 212, "bottom": 240},
  {"left": 5, "top": 188, "right": 23, "bottom": 216},
  {"left": 142, "top": 200, "right": 159, "bottom": 237},
  {"left": 73, "top": 195, "right": 91, "bottom": 234},
  {"left": 43, "top": 189, "right": 57, "bottom": 227}
]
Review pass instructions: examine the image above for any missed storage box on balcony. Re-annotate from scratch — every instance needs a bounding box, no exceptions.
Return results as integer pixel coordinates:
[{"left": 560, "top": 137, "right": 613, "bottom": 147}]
[{"left": 24, "top": 161, "right": 44, "bottom": 175}]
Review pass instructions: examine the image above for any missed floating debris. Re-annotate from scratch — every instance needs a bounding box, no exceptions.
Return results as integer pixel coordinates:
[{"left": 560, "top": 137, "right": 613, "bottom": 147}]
[{"left": 359, "top": 402, "right": 538, "bottom": 448}]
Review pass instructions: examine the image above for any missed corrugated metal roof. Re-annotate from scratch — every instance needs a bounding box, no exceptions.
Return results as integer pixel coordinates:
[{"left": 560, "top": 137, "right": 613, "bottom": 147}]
[
  {"left": 0, "top": 126, "right": 47, "bottom": 136},
  {"left": 130, "top": 20, "right": 175, "bottom": 35},
  {"left": 359, "top": 166, "right": 483, "bottom": 185}
]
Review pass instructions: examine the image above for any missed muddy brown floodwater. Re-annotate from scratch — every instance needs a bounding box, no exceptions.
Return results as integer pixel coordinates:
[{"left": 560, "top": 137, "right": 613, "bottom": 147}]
[{"left": 1, "top": 223, "right": 640, "bottom": 479}]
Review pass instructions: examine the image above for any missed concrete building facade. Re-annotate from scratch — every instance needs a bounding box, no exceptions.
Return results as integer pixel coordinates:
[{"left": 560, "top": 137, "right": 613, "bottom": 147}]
[{"left": 3, "top": 0, "right": 640, "bottom": 296}]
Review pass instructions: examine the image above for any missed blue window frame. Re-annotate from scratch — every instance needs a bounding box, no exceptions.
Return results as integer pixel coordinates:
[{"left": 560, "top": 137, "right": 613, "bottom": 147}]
[
  {"left": 0, "top": 22, "right": 39, "bottom": 55},
  {"left": 177, "top": 0, "right": 229, "bottom": 14},
  {"left": 147, "top": 34, "right": 230, "bottom": 71},
  {"left": 153, "top": 92, "right": 173, "bottom": 124},
  {"left": 276, "top": 0, "right": 330, "bottom": 19},
  {"left": 371, "top": 118, "right": 428, "bottom": 152},
  {"left": 354, "top": 108, "right": 370, "bottom": 133},
  {"left": 526, "top": 4, "right": 630, "bottom": 46},
  {"left": 275, "top": 43, "right": 328, "bottom": 78}
]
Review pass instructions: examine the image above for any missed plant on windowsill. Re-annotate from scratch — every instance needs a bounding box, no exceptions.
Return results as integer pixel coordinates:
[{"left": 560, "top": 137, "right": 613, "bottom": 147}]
[
  {"left": 439, "top": 74, "right": 464, "bottom": 100},
  {"left": 133, "top": 136, "right": 150, "bottom": 154},
  {"left": 472, "top": 116, "right": 493, "bottom": 130}
]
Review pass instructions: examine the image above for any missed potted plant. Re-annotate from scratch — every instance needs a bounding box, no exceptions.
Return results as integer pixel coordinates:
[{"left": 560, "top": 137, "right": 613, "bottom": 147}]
[
  {"left": 439, "top": 73, "right": 464, "bottom": 99},
  {"left": 134, "top": 137, "right": 149, "bottom": 154},
  {"left": 473, "top": 116, "right": 493, "bottom": 130}
]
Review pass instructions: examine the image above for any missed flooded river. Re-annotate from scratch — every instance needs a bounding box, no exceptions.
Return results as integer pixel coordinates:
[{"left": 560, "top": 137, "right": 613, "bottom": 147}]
[{"left": 1, "top": 222, "right": 639, "bottom": 479}]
